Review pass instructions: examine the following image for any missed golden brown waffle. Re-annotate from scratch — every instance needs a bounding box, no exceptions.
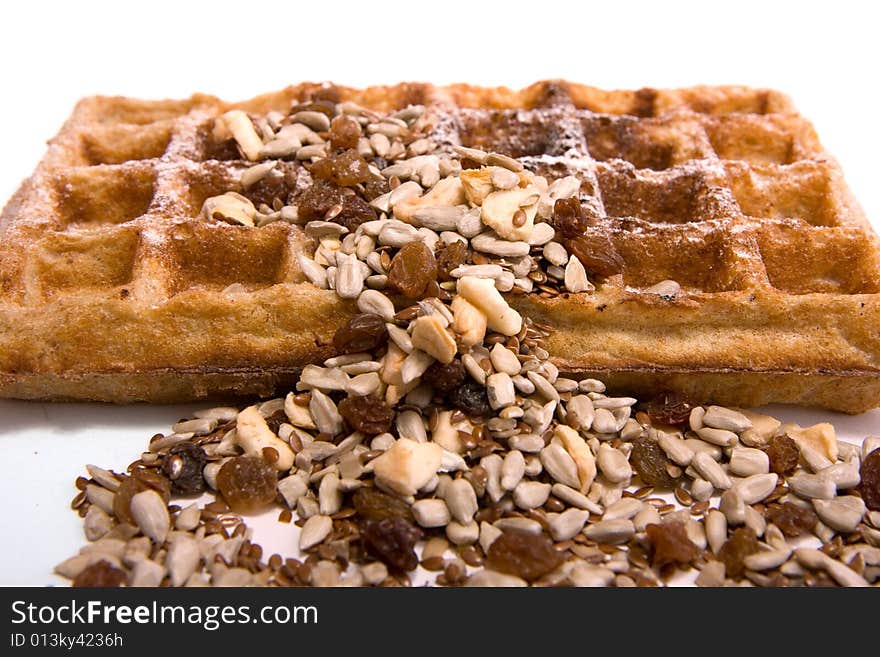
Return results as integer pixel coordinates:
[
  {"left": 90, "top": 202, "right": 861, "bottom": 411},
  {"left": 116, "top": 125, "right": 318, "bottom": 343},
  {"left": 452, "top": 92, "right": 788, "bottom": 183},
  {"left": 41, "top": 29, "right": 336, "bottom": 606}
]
[{"left": 2, "top": 80, "right": 879, "bottom": 410}]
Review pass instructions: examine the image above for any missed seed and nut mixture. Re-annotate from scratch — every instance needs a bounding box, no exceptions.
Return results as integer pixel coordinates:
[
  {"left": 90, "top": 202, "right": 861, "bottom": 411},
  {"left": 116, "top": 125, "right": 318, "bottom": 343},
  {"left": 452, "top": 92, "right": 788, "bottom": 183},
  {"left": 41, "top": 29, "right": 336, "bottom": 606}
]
[{"left": 58, "top": 95, "right": 880, "bottom": 588}]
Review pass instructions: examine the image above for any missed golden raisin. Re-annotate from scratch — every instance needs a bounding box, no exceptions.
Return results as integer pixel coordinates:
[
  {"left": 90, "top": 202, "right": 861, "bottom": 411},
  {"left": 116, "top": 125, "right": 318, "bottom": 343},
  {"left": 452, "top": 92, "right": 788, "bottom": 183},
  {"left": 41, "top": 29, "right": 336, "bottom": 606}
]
[
  {"left": 216, "top": 456, "right": 278, "bottom": 514},
  {"left": 435, "top": 240, "right": 468, "bottom": 282},
  {"left": 718, "top": 526, "right": 759, "bottom": 579},
  {"left": 73, "top": 560, "right": 126, "bottom": 587},
  {"left": 329, "top": 115, "right": 361, "bottom": 150},
  {"left": 486, "top": 530, "right": 564, "bottom": 582},
  {"left": 333, "top": 313, "right": 388, "bottom": 354},
  {"left": 646, "top": 522, "right": 700, "bottom": 569},
  {"left": 766, "top": 502, "right": 818, "bottom": 537},
  {"left": 766, "top": 434, "right": 799, "bottom": 476},
  {"left": 310, "top": 149, "right": 374, "bottom": 187},
  {"left": 387, "top": 242, "right": 437, "bottom": 299}
]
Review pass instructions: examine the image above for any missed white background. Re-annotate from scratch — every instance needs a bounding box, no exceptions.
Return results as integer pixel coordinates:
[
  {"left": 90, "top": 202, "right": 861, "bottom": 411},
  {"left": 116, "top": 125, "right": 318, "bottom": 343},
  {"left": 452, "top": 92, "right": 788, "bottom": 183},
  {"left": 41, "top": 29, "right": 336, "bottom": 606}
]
[{"left": 0, "top": 0, "right": 878, "bottom": 585}]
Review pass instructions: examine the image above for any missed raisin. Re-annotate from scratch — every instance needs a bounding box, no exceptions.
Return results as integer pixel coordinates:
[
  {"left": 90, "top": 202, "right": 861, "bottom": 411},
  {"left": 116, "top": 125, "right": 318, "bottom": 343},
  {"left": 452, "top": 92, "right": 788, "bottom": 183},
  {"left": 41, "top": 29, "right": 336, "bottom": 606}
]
[
  {"left": 567, "top": 234, "right": 624, "bottom": 278},
  {"left": 448, "top": 381, "right": 493, "bottom": 418},
  {"left": 310, "top": 149, "right": 373, "bottom": 187},
  {"left": 858, "top": 448, "right": 880, "bottom": 511},
  {"left": 73, "top": 560, "right": 126, "bottom": 588},
  {"left": 292, "top": 99, "right": 337, "bottom": 116},
  {"left": 216, "top": 456, "right": 278, "bottom": 514},
  {"left": 338, "top": 394, "right": 395, "bottom": 435},
  {"left": 333, "top": 313, "right": 388, "bottom": 354},
  {"left": 486, "top": 530, "right": 564, "bottom": 582},
  {"left": 329, "top": 115, "right": 362, "bottom": 150},
  {"left": 387, "top": 242, "right": 437, "bottom": 299},
  {"left": 161, "top": 442, "right": 207, "bottom": 495},
  {"left": 422, "top": 359, "right": 466, "bottom": 395},
  {"left": 766, "top": 502, "right": 818, "bottom": 537},
  {"left": 334, "top": 194, "right": 377, "bottom": 231},
  {"left": 113, "top": 471, "right": 171, "bottom": 526},
  {"left": 352, "top": 487, "right": 413, "bottom": 523},
  {"left": 643, "top": 392, "right": 694, "bottom": 426},
  {"left": 631, "top": 436, "right": 677, "bottom": 488},
  {"left": 362, "top": 176, "right": 390, "bottom": 201},
  {"left": 550, "top": 197, "right": 590, "bottom": 239},
  {"left": 718, "top": 526, "right": 759, "bottom": 579},
  {"left": 766, "top": 434, "right": 799, "bottom": 476},
  {"left": 435, "top": 240, "right": 468, "bottom": 282},
  {"left": 361, "top": 517, "right": 422, "bottom": 572},
  {"left": 297, "top": 180, "right": 344, "bottom": 222},
  {"left": 646, "top": 522, "right": 700, "bottom": 569}
]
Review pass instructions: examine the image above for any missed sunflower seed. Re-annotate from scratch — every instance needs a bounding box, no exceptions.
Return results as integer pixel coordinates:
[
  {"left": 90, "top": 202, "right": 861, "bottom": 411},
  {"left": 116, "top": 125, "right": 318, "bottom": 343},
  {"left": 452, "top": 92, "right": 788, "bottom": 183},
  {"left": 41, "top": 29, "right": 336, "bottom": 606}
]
[
  {"left": 292, "top": 110, "right": 331, "bottom": 131},
  {"left": 309, "top": 389, "right": 343, "bottom": 436},
  {"left": 412, "top": 206, "right": 464, "bottom": 231},
  {"left": 486, "top": 372, "right": 516, "bottom": 410},
  {"left": 819, "top": 462, "right": 861, "bottom": 490},
  {"left": 295, "top": 514, "right": 332, "bottom": 553},
  {"left": 513, "top": 481, "right": 552, "bottom": 509},
  {"left": 719, "top": 488, "right": 746, "bottom": 525},
  {"left": 540, "top": 443, "right": 581, "bottom": 489},
  {"left": 696, "top": 426, "right": 739, "bottom": 447},
  {"left": 130, "top": 490, "right": 170, "bottom": 544},
  {"left": 596, "top": 444, "right": 632, "bottom": 483},
  {"left": 788, "top": 473, "right": 837, "bottom": 500},
  {"left": 795, "top": 548, "right": 869, "bottom": 587},
  {"left": 564, "top": 255, "right": 593, "bottom": 293},
  {"left": 657, "top": 431, "right": 695, "bottom": 466},
  {"left": 486, "top": 152, "right": 524, "bottom": 172},
  {"left": 729, "top": 447, "right": 770, "bottom": 476},
  {"left": 408, "top": 499, "right": 450, "bottom": 528},
  {"left": 444, "top": 479, "right": 478, "bottom": 524},
  {"left": 501, "top": 450, "right": 526, "bottom": 491},
  {"left": 602, "top": 497, "right": 643, "bottom": 521},
  {"left": 705, "top": 509, "right": 727, "bottom": 554},
  {"left": 583, "top": 518, "right": 634, "bottom": 544},
  {"left": 692, "top": 452, "right": 732, "bottom": 489},
  {"left": 446, "top": 520, "right": 479, "bottom": 545},
  {"left": 470, "top": 232, "right": 531, "bottom": 257},
  {"left": 812, "top": 496, "right": 866, "bottom": 533},
  {"left": 702, "top": 406, "right": 752, "bottom": 432},
  {"left": 734, "top": 473, "right": 778, "bottom": 504},
  {"left": 467, "top": 570, "right": 528, "bottom": 587}
]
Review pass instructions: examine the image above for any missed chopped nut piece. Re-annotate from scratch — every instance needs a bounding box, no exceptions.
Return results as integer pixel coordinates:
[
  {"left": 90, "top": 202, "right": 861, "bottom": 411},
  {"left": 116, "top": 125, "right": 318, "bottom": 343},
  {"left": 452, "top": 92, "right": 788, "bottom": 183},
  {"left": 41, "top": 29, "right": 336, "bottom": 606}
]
[
  {"left": 410, "top": 316, "right": 456, "bottom": 364},
  {"left": 202, "top": 192, "right": 257, "bottom": 227},
  {"left": 371, "top": 438, "right": 442, "bottom": 496},
  {"left": 215, "top": 109, "right": 263, "bottom": 160},
  {"left": 457, "top": 276, "right": 522, "bottom": 336}
]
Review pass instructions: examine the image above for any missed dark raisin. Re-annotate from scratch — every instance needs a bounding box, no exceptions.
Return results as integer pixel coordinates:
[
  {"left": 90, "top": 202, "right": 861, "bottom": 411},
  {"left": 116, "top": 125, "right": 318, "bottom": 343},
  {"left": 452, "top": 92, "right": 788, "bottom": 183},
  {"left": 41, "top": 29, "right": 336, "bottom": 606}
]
[
  {"left": 310, "top": 149, "right": 374, "bottom": 187},
  {"left": 333, "top": 313, "right": 388, "bottom": 354},
  {"left": 334, "top": 194, "right": 377, "bottom": 231},
  {"left": 766, "top": 434, "right": 799, "bottom": 476},
  {"left": 646, "top": 522, "right": 700, "bottom": 569},
  {"left": 161, "top": 442, "right": 207, "bottom": 495},
  {"left": 435, "top": 240, "right": 468, "bottom": 282},
  {"left": 550, "top": 197, "right": 590, "bottom": 239},
  {"left": 486, "top": 530, "right": 564, "bottom": 582},
  {"left": 631, "top": 436, "right": 678, "bottom": 488},
  {"left": 567, "top": 233, "right": 624, "bottom": 278},
  {"left": 329, "top": 115, "right": 361, "bottom": 150},
  {"left": 361, "top": 517, "right": 422, "bottom": 572},
  {"left": 338, "top": 394, "right": 395, "bottom": 435},
  {"left": 352, "top": 487, "right": 413, "bottom": 522},
  {"left": 216, "top": 456, "right": 278, "bottom": 514},
  {"left": 422, "top": 359, "right": 466, "bottom": 395},
  {"left": 718, "top": 526, "right": 759, "bottom": 579},
  {"left": 297, "top": 180, "right": 344, "bottom": 222},
  {"left": 858, "top": 448, "right": 880, "bottom": 511},
  {"left": 643, "top": 392, "right": 694, "bottom": 426},
  {"left": 448, "top": 381, "right": 493, "bottom": 418},
  {"left": 387, "top": 242, "right": 437, "bottom": 299},
  {"left": 73, "top": 560, "right": 126, "bottom": 588},
  {"left": 362, "top": 176, "right": 390, "bottom": 201},
  {"left": 766, "top": 502, "right": 818, "bottom": 537}
]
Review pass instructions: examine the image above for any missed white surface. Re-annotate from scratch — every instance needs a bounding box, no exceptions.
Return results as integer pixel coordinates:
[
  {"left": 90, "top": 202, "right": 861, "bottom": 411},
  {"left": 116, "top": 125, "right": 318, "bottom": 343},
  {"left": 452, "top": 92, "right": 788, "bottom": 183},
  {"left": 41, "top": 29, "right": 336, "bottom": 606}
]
[{"left": 1, "top": 0, "right": 879, "bottom": 585}]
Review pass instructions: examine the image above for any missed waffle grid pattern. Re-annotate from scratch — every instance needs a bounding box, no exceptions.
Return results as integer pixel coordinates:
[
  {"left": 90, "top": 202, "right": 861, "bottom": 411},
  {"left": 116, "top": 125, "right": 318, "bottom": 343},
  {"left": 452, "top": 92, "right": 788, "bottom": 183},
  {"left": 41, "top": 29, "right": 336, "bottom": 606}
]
[{"left": 2, "top": 81, "right": 879, "bottom": 407}]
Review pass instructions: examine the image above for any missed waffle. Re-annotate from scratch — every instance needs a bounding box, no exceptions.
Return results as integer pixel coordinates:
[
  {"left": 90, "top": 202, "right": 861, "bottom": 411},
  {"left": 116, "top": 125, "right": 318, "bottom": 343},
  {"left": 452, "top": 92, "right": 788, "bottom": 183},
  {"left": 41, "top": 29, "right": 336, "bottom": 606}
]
[{"left": 2, "top": 81, "right": 879, "bottom": 411}]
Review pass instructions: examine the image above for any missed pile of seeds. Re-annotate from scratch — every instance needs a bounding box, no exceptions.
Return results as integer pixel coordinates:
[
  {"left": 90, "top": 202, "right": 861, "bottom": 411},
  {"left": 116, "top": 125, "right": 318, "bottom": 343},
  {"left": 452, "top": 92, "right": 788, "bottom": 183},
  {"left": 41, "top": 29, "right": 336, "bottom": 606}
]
[{"left": 57, "top": 96, "right": 880, "bottom": 587}]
